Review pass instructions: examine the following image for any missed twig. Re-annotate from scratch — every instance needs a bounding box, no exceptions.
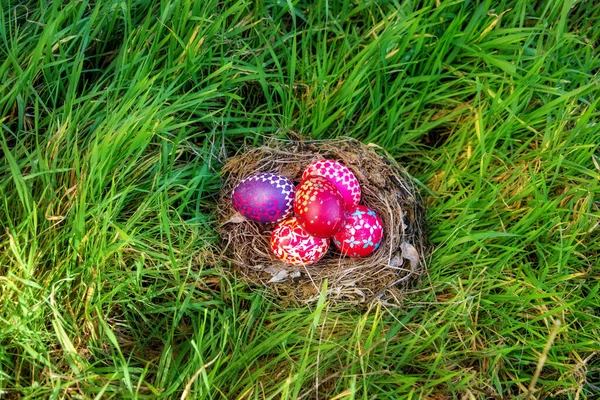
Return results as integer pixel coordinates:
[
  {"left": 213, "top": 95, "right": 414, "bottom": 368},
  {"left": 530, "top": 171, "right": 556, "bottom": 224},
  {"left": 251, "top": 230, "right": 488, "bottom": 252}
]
[
  {"left": 526, "top": 319, "right": 561, "bottom": 399},
  {"left": 181, "top": 353, "right": 221, "bottom": 400}
]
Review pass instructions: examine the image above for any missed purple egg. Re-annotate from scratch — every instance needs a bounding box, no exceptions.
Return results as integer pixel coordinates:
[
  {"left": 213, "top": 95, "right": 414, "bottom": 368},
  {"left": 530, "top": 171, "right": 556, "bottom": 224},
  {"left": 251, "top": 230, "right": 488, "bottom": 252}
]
[{"left": 232, "top": 173, "right": 295, "bottom": 223}]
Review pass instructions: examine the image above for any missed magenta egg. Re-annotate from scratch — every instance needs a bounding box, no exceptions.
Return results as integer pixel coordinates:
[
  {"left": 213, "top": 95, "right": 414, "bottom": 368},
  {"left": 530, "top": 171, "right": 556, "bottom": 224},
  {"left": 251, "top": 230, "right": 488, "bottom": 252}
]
[
  {"left": 294, "top": 176, "right": 345, "bottom": 238},
  {"left": 333, "top": 205, "right": 383, "bottom": 257},
  {"left": 232, "top": 173, "right": 295, "bottom": 223},
  {"left": 302, "top": 159, "right": 361, "bottom": 207}
]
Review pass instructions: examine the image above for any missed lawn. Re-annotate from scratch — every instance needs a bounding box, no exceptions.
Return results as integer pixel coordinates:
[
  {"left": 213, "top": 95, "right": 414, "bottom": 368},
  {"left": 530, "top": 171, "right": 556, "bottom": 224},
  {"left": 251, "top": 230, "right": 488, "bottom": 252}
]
[{"left": 1, "top": 0, "right": 599, "bottom": 398}]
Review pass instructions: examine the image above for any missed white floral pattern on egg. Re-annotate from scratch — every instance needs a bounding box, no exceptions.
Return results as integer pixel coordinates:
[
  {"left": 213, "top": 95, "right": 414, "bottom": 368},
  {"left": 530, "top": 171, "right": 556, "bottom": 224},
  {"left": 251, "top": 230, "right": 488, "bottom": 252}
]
[{"left": 333, "top": 205, "right": 383, "bottom": 258}]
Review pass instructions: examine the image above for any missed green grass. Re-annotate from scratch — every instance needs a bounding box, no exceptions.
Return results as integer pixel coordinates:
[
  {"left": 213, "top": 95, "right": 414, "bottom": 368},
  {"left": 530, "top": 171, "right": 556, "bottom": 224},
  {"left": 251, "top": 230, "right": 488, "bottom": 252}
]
[{"left": 1, "top": 0, "right": 599, "bottom": 398}]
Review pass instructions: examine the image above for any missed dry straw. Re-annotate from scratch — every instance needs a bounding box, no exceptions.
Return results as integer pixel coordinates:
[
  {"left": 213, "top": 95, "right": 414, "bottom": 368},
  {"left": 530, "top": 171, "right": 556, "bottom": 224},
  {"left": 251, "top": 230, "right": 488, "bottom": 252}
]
[{"left": 216, "top": 137, "right": 428, "bottom": 307}]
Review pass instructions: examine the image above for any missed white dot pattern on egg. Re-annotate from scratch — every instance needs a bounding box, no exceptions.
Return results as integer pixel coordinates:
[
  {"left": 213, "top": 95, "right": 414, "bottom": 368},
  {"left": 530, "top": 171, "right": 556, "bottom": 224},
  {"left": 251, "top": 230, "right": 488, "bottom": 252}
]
[{"left": 302, "top": 159, "right": 361, "bottom": 207}]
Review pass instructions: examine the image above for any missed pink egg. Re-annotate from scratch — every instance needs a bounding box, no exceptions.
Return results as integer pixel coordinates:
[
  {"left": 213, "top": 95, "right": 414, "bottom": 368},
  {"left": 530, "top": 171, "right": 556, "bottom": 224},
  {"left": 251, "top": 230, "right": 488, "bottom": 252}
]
[
  {"left": 294, "top": 177, "right": 345, "bottom": 238},
  {"left": 271, "top": 217, "right": 329, "bottom": 265},
  {"left": 232, "top": 173, "right": 295, "bottom": 223},
  {"left": 302, "top": 159, "right": 361, "bottom": 207},
  {"left": 332, "top": 205, "right": 383, "bottom": 257}
]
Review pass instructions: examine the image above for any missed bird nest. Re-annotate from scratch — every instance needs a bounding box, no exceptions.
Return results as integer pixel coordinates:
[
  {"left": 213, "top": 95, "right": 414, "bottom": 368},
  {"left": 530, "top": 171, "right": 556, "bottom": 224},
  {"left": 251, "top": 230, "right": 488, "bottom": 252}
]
[{"left": 216, "top": 137, "right": 428, "bottom": 307}]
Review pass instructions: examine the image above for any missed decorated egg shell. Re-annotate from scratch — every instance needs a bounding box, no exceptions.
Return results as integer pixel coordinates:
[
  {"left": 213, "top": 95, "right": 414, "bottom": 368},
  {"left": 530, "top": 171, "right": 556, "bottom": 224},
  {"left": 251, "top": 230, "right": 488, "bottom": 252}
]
[
  {"left": 294, "top": 176, "right": 345, "bottom": 238},
  {"left": 302, "top": 159, "right": 361, "bottom": 207},
  {"left": 271, "top": 217, "right": 329, "bottom": 265},
  {"left": 333, "top": 205, "right": 383, "bottom": 257},
  {"left": 232, "top": 173, "right": 295, "bottom": 223}
]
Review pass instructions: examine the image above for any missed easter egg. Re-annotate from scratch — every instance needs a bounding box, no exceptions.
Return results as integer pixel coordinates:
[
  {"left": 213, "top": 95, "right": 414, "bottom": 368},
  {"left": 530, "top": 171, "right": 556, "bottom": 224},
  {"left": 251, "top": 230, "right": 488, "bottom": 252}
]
[
  {"left": 294, "top": 176, "right": 345, "bottom": 238},
  {"left": 332, "top": 205, "right": 383, "bottom": 257},
  {"left": 271, "top": 217, "right": 329, "bottom": 265},
  {"left": 232, "top": 173, "right": 295, "bottom": 223},
  {"left": 302, "top": 159, "right": 361, "bottom": 207}
]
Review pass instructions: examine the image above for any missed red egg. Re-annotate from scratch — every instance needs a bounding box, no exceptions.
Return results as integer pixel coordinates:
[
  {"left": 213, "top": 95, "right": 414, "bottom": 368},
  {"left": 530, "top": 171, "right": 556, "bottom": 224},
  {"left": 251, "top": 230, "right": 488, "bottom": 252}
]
[
  {"left": 232, "top": 173, "right": 295, "bottom": 223},
  {"left": 294, "top": 176, "right": 345, "bottom": 238},
  {"left": 302, "top": 159, "right": 361, "bottom": 207},
  {"left": 333, "top": 205, "right": 383, "bottom": 257},
  {"left": 271, "top": 217, "right": 329, "bottom": 265}
]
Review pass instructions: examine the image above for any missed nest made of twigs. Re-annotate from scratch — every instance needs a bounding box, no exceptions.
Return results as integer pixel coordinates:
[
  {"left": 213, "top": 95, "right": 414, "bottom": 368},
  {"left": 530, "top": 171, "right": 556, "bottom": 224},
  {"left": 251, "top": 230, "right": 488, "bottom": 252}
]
[{"left": 216, "top": 137, "right": 427, "bottom": 307}]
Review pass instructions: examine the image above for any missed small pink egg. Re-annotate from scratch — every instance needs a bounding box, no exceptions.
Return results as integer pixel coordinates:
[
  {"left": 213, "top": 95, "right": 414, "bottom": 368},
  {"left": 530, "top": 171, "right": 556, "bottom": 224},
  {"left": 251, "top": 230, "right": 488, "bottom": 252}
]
[
  {"left": 332, "top": 205, "right": 383, "bottom": 257},
  {"left": 302, "top": 159, "right": 361, "bottom": 207},
  {"left": 271, "top": 217, "right": 329, "bottom": 265}
]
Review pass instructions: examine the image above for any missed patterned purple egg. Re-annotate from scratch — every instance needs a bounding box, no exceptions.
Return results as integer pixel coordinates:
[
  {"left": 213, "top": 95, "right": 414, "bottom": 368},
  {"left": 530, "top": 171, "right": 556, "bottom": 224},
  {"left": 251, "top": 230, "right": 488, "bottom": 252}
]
[{"left": 232, "top": 173, "right": 295, "bottom": 223}]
